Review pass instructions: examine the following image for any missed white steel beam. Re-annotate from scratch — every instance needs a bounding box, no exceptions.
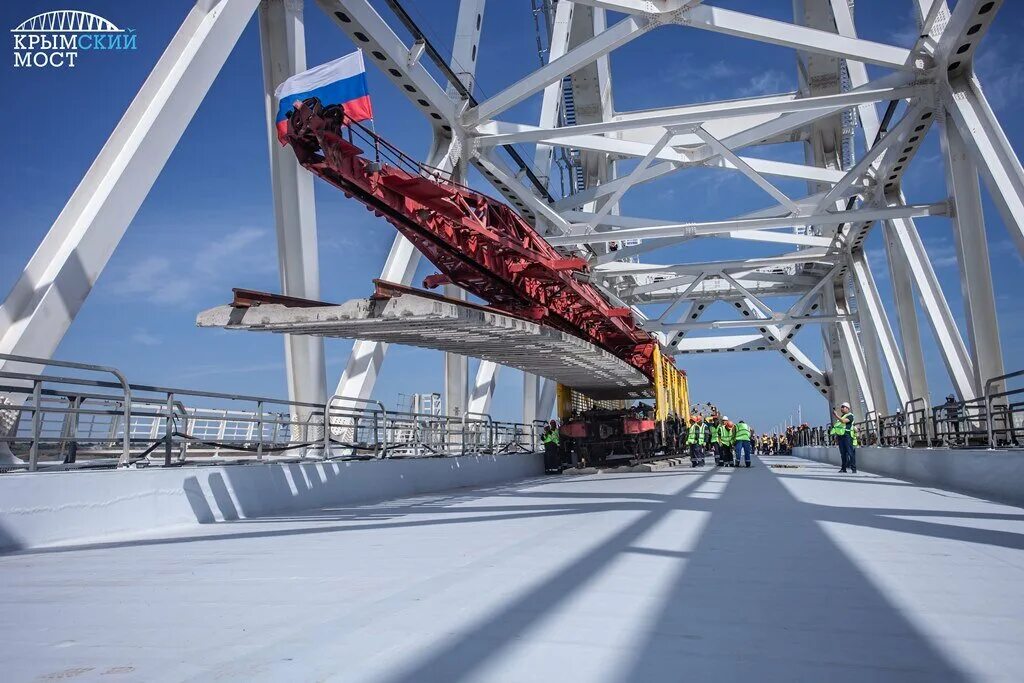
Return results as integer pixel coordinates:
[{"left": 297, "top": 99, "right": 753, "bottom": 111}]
[
  {"left": 720, "top": 75, "right": 920, "bottom": 152},
  {"left": 733, "top": 296, "right": 830, "bottom": 397},
  {"left": 532, "top": 0, "right": 573, "bottom": 190},
  {"left": 335, "top": 233, "right": 421, "bottom": 404},
  {"left": 671, "top": 334, "right": 765, "bottom": 353},
  {"left": 467, "top": 358, "right": 499, "bottom": 415},
  {"left": 0, "top": 0, "right": 261, "bottom": 372},
  {"left": 315, "top": 0, "right": 458, "bottom": 127},
  {"left": 647, "top": 316, "right": 849, "bottom": 333},
  {"left": 466, "top": 14, "right": 648, "bottom": 124},
  {"left": 537, "top": 376, "right": 556, "bottom": 423},
  {"left": 945, "top": 73, "right": 1024, "bottom": 257},
  {"left": 851, "top": 253, "right": 910, "bottom": 407},
  {"left": 477, "top": 77, "right": 919, "bottom": 147},
  {"left": 886, "top": 215, "right": 975, "bottom": 400},
  {"left": 695, "top": 128, "right": 799, "bottom": 213},
  {"left": 553, "top": 157, "right": 836, "bottom": 214},
  {"left": 580, "top": 130, "right": 674, "bottom": 232},
  {"left": 259, "top": 0, "right": 326, "bottom": 415},
  {"left": 477, "top": 153, "right": 571, "bottom": 234},
  {"left": 940, "top": 114, "right": 1005, "bottom": 394},
  {"left": 448, "top": 0, "right": 488, "bottom": 419},
  {"left": 816, "top": 104, "right": 922, "bottom": 212},
  {"left": 604, "top": 249, "right": 830, "bottom": 278},
  {"left": 571, "top": 1, "right": 915, "bottom": 70},
  {"left": 882, "top": 221, "right": 930, "bottom": 406},
  {"left": 548, "top": 203, "right": 947, "bottom": 246},
  {"left": 657, "top": 273, "right": 708, "bottom": 323}
]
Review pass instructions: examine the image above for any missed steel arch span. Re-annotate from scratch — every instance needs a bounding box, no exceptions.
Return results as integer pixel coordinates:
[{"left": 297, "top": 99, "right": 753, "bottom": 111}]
[
  {"left": 10, "top": 11, "right": 124, "bottom": 33},
  {"left": 1, "top": 0, "right": 1021, "bottom": 427}
]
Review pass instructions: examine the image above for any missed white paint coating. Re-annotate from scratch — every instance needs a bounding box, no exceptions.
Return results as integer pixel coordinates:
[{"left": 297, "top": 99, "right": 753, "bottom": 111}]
[
  {"left": 795, "top": 446, "right": 1024, "bottom": 508},
  {"left": 2, "top": 456, "right": 1023, "bottom": 682},
  {"left": 0, "top": 454, "right": 542, "bottom": 552}
]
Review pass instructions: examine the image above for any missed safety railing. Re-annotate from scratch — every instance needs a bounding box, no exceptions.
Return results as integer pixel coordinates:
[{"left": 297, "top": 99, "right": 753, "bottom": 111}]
[
  {"left": 903, "top": 398, "right": 931, "bottom": 447},
  {"left": 1, "top": 354, "right": 542, "bottom": 472},
  {"left": 853, "top": 410, "right": 879, "bottom": 446},
  {"left": 0, "top": 353, "right": 132, "bottom": 470},
  {"left": 324, "top": 394, "right": 389, "bottom": 458},
  {"left": 986, "top": 370, "right": 1024, "bottom": 448},
  {"left": 931, "top": 396, "right": 987, "bottom": 448},
  {"left": 803, "top": 369, "right": 1024, "bottom": 451}
]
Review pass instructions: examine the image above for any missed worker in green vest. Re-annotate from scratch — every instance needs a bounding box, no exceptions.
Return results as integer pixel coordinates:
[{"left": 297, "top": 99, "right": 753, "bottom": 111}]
[
  {"left": 832, "top": 401, "right": 857, "bottom": 473},
  {"left": 686, "top": 415, "right": 707, "bottom": 468},
  {"left": 719, "top": 417, "right": 735, "bottom": 466},
  {"left": 734, "top": 419, "right": 753, "bottom": 468},
  {"left": 707, "top": 414, "right": 722, "bottom": 465},
  {"left": 542, "top": 420, "right": 562, "bottom": 474}
]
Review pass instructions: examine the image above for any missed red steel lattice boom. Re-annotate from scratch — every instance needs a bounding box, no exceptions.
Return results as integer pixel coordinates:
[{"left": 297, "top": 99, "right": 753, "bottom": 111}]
[{"left": 283, "top": 99, "right": 680, "bottom": 381}]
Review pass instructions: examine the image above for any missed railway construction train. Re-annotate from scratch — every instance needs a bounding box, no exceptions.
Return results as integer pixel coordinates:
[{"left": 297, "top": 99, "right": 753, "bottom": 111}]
[
  {"left": 555, "top": 345, "right": 690, "bottom": 468},
  {"left": 278, "top": 97, "right": 691, "bottom": 466}
]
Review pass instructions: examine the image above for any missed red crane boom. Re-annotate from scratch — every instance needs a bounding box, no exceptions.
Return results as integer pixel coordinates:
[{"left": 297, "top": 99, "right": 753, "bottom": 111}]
[{"left": 282, "top": 99, "right": 679, "bottom": 381}]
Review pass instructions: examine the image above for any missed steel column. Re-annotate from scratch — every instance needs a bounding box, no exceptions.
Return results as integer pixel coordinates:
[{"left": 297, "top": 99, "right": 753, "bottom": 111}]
[
  {"left": 882, "top": 220, "right": 931, "bottom": 406},
  {"left": 940, "top": 114, "right": 1005, "bottom": 395},
  {"left": 259, "top": 0, "right": 326, "bottom": 415}
]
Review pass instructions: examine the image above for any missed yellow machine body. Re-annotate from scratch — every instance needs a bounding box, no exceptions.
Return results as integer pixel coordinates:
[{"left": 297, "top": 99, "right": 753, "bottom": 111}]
[{"left": 556, "top": 345, "right": 689, "bottom": 422}]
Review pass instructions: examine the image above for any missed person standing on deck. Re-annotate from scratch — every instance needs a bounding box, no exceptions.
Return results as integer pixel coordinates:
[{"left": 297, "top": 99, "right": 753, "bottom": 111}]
[
  {"left": 833, "top": 402, "right": 857, "bottom": 473},
  {"left": 542, "top": 420, "right": 562, "bottom": 474},
  {"left": 734, "top": 419, "right": 753, "bottom": 468}
]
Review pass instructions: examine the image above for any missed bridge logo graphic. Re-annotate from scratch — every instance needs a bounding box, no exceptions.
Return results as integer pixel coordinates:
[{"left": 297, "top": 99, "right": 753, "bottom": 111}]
[{"left": 11, "top": 10, "right": 137, "bottom": 69}]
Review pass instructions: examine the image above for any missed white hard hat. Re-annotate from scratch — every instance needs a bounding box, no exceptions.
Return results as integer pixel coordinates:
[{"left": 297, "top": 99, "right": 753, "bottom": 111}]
[
  {"left": 722, "top": 416, "right": 729, "bottom": 421},
  {"left": 840, "top": 401, "right": 851, "bottom": 408}
]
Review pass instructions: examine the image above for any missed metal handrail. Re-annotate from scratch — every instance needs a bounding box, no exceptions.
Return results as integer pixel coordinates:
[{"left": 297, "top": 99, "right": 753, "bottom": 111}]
[
  {"left": 0, "top": 353, "right": 132, "bottom": 469},
  {"left": 461, "top": 411, "right": 495, "bottom": 455},
  {"left": 324, "top": 393, "right": 389, "bottom": 458},
  {"left": 1, "top": 353, "right": 546, "bottom": 472},
  {"left": 985, "top": 369, "right": 1024, "bottom": 447},
  {"left": 903, "top": 397, "right": 930, "bottom": 447}
]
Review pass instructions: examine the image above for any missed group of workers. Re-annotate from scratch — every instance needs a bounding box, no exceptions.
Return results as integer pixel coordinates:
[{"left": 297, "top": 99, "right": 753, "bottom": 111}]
[
  {"left": 540, "top": 400, "right": 859, "bottom": 474},
  {"left": 685, "top": 414, "right": 753, "bottom": 468},
  {"left": 755, "top": 433, "right": 791, "bottom": 455}
]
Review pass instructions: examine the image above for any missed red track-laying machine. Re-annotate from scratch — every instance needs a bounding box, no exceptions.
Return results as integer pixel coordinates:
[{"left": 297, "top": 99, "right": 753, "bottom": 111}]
[{"left": 279, "top": 98, "right": 687, "bottom": 410}]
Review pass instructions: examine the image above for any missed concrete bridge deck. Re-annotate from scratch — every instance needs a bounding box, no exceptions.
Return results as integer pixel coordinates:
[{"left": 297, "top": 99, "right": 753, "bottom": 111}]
[{"left": 2, "top": 455, "right": 1023, "bottom": 682}]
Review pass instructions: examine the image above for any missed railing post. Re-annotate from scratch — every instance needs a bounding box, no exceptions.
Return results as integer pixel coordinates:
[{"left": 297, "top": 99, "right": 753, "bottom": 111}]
[
  {"left": 256, "top": 400, "right": 265, "bottom": 461},
  {"left": 28, "top": 379, "right": 42, "bottom": 472},
  {"left": 164, "top": 392, "right": 174, "bottom": 467},
  {"left": 986, "top": 388, "right": 995, "bottom": 448}
]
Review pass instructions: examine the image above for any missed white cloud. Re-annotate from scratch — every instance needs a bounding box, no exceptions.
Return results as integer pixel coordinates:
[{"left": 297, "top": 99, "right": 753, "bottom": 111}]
[
  {"left": 130, "top": 329, "right": 162, "bottom": 346},
  {"left": 926, "top": 242, "right": 959, "bottom": 270},
  {"left": 974, "top": 32, "right": 1024, "bottom": 112},
  {"left": 738, "top": 70, "right": 791, "bottom": 97},
  {"left": 110, "top": 226, "right": 274, "bottom": 307}
]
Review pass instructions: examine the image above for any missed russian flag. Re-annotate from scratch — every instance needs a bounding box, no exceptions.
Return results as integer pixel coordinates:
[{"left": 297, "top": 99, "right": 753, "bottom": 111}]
[{"left": 274, "top": 50, "right": 373, "bottom": 144}]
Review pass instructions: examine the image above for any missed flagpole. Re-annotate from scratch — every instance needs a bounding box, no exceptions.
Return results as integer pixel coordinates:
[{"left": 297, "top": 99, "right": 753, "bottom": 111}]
[{"left": 356, "top": 49, "right": 377, "bottom": 136}]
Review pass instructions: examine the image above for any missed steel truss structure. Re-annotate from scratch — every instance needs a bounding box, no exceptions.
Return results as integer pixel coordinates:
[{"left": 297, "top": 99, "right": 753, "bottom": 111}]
[{"left": 2, "top": 0, "right": 1022, "bottom": 423}]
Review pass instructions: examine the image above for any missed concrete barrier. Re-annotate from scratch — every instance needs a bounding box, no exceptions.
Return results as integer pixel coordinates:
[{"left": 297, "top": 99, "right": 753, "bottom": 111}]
[
  {"left": 794, "top": 446, "right": 1024, "bottom": 507},
  {"left": 0, "top": 453, "right": 544, "bottom": 552}
]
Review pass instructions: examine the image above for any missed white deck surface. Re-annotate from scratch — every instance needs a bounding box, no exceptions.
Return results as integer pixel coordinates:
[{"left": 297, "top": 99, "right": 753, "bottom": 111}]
[{"left": 2, "top": 455, "right": 1023, "bottom": 682}]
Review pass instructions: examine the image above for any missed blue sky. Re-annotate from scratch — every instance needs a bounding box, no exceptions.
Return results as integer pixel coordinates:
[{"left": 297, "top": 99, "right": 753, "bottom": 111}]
[{"left": 1, "top": 0, "right": 1023, "bottom": 431}]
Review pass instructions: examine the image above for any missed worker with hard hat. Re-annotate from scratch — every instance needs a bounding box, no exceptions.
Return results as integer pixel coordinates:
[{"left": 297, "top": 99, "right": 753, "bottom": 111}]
[
  {"left": 718, "top": 416, "right": 735, "bottom": 466},
  {"left": 832, "top": 401, "right": 857, "bottom": 473},
  {"left": 686, "top": 414, "right": 707, "bottom": 467},
  {"left": 733, "top": 419, "right": 753, "bottom": 468},
  {"left": 707, "top": 414, "right": 722, "bottom": 465},
  {"left": 542, "top": 419, "right": 562, "bottom": 473}
]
